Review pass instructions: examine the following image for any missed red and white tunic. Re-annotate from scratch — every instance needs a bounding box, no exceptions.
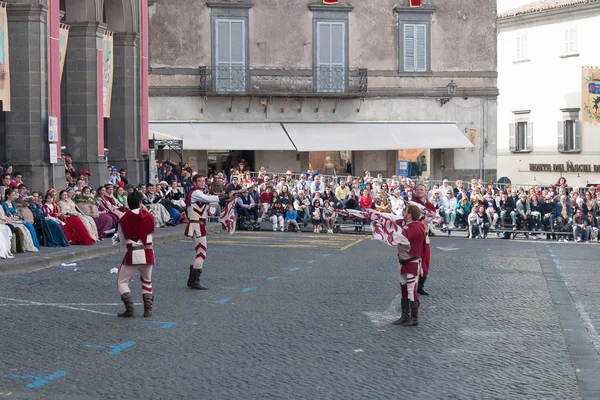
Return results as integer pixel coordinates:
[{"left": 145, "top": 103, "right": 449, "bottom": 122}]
[
  {"left": 184, "top": 188, "right": 220, "bottom": 238},
  {"left": 120, "top": 208, "right": 155, "bottom": 265}
]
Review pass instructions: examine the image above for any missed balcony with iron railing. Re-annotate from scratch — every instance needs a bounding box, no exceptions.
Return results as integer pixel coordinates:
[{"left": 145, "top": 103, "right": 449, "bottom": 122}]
[{"left": 199, "top": 66, "right": 368, "bottom": 97}]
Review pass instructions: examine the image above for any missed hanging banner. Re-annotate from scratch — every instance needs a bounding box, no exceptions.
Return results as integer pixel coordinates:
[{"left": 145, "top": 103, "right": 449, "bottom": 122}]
[
  {"left": 582, "top": 66, "right": 600, "bottom": 124},
  {"left": 0, "top": 2, "right": 11, "bottom": 112},
  {"left": 59, "top": 24, "right": 70, "bottom": 83},
  {"left": 103, "top": 31, "right": 114, "bottom": 118}
]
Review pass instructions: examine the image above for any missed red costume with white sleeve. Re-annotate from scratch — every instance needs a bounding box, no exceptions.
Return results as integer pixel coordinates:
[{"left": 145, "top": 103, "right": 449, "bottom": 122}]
[
  {"left": 185, "top": 188, "right": 222, "bottom": 290},
  {"left": 116, "top": 208, "right": 155, "bottom": 318}
]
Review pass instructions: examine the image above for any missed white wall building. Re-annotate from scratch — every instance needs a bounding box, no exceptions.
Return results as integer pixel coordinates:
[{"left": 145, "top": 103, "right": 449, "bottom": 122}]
[{"left": 498, "top": 0, "right": 600, "bottom": 187}]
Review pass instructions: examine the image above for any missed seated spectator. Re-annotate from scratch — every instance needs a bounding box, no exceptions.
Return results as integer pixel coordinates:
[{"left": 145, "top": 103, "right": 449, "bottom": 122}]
[
  {"left": 572, "top": 208, "right": 590, "bottom": 243},
  {"left": 322, "top": 200, "right": 336, "bottom": 234},
  {"left": 323, "top": 185, "right": 339, "bottom": 208},
  {"left": 529, "top": 194, "right": 542, "bottom": 233},
  {"left": 390, "top": 189, "right": 405, "bottom": 216},
  {"left": 259, "top": 186, "right": 273, "bottom": 222},
  {"left": 359, "top": 189, "right": 373, "bottom": 210},
  {"left": 3, "top": 188, "right": 40, "bottom": 251},
  {"left": 554, "top": 195, "right": 572, "bottom": 242},
  {"left": 31, "top": 191, "right": 69, "bottom": 248},
  {"left": 237, "top": 190, "right": 258, "bottom": 222},
  {"left": 374, "top": 189, "right": 391, "bottom": 213},
  {"left": 335, "top": 179, "right": 350, "bottom": 202},
  {"left": 269, "top": 201, "right": 285, "bottom": 232},
  {"left": 285, "top": 204, "right": 300, "bottom": 232},
  {"left": 586, "top": 211, "right": 598, "bottom": 241},
  {"left": 440, "top": 190, "right": 457, "bottom": 229},
  {"left": 500, "top": 193, "right": 517, "bottom": 230},
  {"left": 469, "top": 204, "right": 490, "bottom": 239},
  {"left": 279, "top": 185, "right": 294, "bottom": 206},
  {"left": 456, "top": 196, "right": 471, "bottom": 229},
  {"left": 294, "top": 190, "right": 311, "bottom": 227},
  {"left": 540, "top": 195, "right": 555, "bottom": 239}
]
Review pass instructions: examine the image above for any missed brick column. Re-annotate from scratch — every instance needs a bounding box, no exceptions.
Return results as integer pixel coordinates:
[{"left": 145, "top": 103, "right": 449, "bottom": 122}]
[
  {"left": 3, "top": 2, "right": 63, "bottom": 191},
  {"left": 105, "top": 31, "right": 143, "bottom": 185},
  {"left": 62, "top": 20, "right": 107, "bottom": 187}
]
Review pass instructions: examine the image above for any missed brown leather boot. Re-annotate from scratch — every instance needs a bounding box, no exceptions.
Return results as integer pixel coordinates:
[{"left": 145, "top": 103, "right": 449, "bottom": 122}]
[
  {"left": 117, "top": 292, "right": 134, "bottom": 318},
  {"left": 142, "top": 293, "right": 153, "bottom": 318},
  {"left": 392, "top": 299, "right": 410, "bottom": 325},
  {"left": 190, "top": 268, "right": 209, "bottom": 290},
  {"left": 186, "top": 265, "right": 194, "bottom": 288},
  {"left": 400, "top": 300, "right": 419, "bottom": 326}
]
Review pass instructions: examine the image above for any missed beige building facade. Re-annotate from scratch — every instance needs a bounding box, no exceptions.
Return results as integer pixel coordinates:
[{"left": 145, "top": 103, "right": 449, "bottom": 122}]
[{"left": 148, "top": 0, "right": 498, "bottom": 179}]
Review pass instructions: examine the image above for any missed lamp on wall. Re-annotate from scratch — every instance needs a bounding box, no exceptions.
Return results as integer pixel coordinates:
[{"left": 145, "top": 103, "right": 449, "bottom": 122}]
[{"left": 438, "top": 80, "right": 458, "bottom": 107}]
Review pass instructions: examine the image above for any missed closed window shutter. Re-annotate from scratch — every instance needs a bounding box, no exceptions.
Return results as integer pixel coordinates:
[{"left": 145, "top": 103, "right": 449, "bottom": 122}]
[
  {"left": 557, "top": 121, "right": 565, "bottom": 152},
  {"left": 574, "top": 120, "right": 582, "bottom": 151},
  {"left": 526, "top": 122, "right": 533, "bottom": 151},
  {"left": 215, "top": 19, "right": 245, "bottom": 92},
  {"left": 317, "top": 22, "right": 345, "bottom": 93},
  {"left": 509, "top": 122, "right": 516, "bottom": 152},
  {"left": 415, "top": 25, "right": 427, "bottom": 71},
  {"left": 404, "top": 24, "right": 416, "bottom": 71}
]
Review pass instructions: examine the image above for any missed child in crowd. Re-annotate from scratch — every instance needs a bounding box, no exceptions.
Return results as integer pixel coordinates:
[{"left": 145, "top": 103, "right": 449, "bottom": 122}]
[
  {"left": 312, "top": 199, "right": 322, "bottom": 234},
  {"left": 359, "top": 188, "right": 372, "bottom": 210},
  {"left": 269, "top": 201, "right": 285, "bottom": 232},
  {"left": 285, "top": 204, "right": 300, "bottom": 232},
  {"left": 322, "top": 200, "right": 336, "bottom": 234}
]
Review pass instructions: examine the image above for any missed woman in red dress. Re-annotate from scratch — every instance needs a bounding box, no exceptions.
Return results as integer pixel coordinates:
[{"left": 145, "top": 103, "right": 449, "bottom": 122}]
[{"left": 43, "top": 191, "right": 95, "bottom": 246}]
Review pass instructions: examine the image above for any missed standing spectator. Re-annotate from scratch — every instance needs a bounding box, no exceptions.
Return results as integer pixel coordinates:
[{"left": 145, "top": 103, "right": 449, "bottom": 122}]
[
  {"left": 167, "top": 166, "right": 180, "bottom": 185},
  {"left": 119, "top": 169, "right": 129, "bottom": 185},
  {"left": 311, "top": 199, "right": 322, "bottom": 233},
  {"left": 108, "top": 168, "right": 121, "bottom": 185}
]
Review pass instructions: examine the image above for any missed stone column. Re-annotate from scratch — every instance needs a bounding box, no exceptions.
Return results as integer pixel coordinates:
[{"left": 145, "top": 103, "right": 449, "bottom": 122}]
[
  {"left": 62, "top": 20, "right": 107, "bottom": 187},
  {"left": 106, "top": 31, "right": 144, "bottom": 185},
  {"left": 3, "top": 2, "right": 63, "bottom": 191}
]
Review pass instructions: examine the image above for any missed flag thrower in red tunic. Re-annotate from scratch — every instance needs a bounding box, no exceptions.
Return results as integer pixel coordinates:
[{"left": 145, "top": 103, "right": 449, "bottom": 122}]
[
  {"left": 185, "top": 175, "right": 240, "bottom": 290},
  {"left": 336, "top": 204, "right": 427, "bottom": 326},
  {"left": 412, "top": 184, "right": 442, "bottom": 296},
  {"left": 115, "top": 191, "right": 156, "bottom": 318}
]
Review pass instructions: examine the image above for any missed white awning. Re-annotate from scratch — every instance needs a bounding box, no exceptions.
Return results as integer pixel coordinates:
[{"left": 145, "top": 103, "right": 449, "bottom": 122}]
[
  {"left": 282, "top": 122, "right": 473, "bottom": 151},
  {"left": 148, "top": 122, "right": 296, "bottom": 151},
  {"left": 150, "top": 130, "right": 182, "bottom": 141}
]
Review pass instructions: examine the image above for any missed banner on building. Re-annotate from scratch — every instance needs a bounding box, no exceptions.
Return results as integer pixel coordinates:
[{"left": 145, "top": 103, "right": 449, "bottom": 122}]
[
  {"left": 582, "top": 67, "right": 600, "bottom": 124},
  {"left": 103, "top": 31, "right": 114, "bottom": 118},
  {"left": 0, "top": 2, "right": 11, "bottom": 112},
  {"left": 59, "top": 24, "right": 69, "bottom": 83}
]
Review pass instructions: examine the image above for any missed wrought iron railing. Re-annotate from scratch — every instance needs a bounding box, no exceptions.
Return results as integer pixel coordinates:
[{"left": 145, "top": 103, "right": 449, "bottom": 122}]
[{"left": 199, "top": 66, "right": 368, "bottom": 95}]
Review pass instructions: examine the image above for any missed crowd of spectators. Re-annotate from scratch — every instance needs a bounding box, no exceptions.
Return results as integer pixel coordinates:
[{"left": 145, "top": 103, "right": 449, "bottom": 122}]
[{"left": 0, "top": 153, "right": 591, "bottom": 261}]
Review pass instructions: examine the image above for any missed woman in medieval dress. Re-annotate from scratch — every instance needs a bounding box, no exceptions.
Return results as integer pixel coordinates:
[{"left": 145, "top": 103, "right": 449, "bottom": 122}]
[{"left": 61, "top": 188, "right": 99, "bottom": 241}]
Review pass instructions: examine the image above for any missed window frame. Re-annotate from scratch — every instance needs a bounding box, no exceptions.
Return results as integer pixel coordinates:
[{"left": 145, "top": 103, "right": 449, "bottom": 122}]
[
  {"left": 396, "top": 8, "right": 433, "bottom": 73},
  {"left": 315, "top": 20, "right": 347, "bottom": 93},
  {"left": 563, "top": 27, "right": 577, "bottom": 56},
  {"left": 515, "top": 33, "right": 528, "bottom": 62},
  {"left": 209, "top": 3, "right": 252, "bottom": 93},
  {"left": 558, "top": 109, "right": 582, "bottom": 153},
  {"left": 510, "top": 111, "right": 532, "bottom": 153}
]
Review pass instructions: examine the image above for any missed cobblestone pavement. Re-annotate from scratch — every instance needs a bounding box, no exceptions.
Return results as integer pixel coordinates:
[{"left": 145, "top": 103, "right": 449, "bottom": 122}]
[{"left": 0, "top": 231, "right": 593, "bottom": 399}]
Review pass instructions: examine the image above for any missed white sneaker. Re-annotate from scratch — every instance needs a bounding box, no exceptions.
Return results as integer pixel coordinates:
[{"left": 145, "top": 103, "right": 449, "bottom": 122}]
[
  {"left": 273, "top": 228, "right": 277, "bottom": 232},
  {"left": 280, "top": 227, "right": 285, "bottom": 232}
]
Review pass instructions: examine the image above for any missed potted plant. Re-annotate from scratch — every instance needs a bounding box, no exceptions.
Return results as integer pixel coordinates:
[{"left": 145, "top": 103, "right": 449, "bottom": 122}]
[{"left": 73, "top": 194, "right": 99, "bottom": 217}]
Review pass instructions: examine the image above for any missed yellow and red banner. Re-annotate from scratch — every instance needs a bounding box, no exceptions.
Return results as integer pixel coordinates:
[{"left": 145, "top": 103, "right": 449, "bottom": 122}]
[
  {"left": 582, "top": 67, "right": 600, "bottom": 124},
  {"left": 410, "top": 0, "right": 423, "bottom": 7},
  {"left": 0, "top": 2, "right": 11, "bottom": 112}
]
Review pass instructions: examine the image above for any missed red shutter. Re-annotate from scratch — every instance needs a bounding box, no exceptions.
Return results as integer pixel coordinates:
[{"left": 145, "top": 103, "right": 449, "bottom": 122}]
[
  {"left": 410, "top": 0, "right": 423, "bottom": 7},
  {"left": 323, "top": 0, "right": 339, "bottom": 3}
]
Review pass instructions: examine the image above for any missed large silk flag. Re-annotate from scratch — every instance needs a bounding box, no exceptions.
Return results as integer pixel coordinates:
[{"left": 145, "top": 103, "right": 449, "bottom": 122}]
[
  {"left": 103, "top": 31, "right": 114, "bottom": 117},
  {"left": 0, "top": 2, "right": 10, "bottom": 111}
]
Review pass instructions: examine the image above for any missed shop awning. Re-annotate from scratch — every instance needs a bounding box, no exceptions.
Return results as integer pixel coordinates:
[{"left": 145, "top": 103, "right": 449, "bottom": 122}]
[
  {"left": 150, "top": 130, "right": 182, "bottom": 141},
  {"left": 148, "top": 122, "right": 296, "bottom": 151},
  {"left": 149, "top": 121, "right": 473, "bottom": 152},
  {"left": 282, "top": 122, "right": 473, "bottom": 151}
]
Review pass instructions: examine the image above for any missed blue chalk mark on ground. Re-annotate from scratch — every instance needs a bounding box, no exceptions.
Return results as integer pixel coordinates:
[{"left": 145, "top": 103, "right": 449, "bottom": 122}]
[
  {"left": 3, "top": 371, "right": 68, "bottom": 388},
  {"left": 241, "top": 286, "right": 258, "bottom": 293},
  {"left": 83, "top": 341, "right": 135, "bottom": 355},
  {"left": 288, "top": 268, "right": 301, "bottom": 272},
  {"left": 565, "top": 281, "right": 572, "bottom": 287},
  {"left": 55, "top": 266, "right": 76, "bottom": 271},
  {"left": 307, "top": 260, "right": 317, "bottom": 264},
  {"left": 322, "top": 254, "right": 331, "bottom": 257},
  {"left": 137, "top": 320, "right": 176, "bottom": 329},
  {"left": 193, "top": 298, "right": 230, "bottom": 304},
  {"left": 266, "top": 276, "right": 280, "bottom": 281}
]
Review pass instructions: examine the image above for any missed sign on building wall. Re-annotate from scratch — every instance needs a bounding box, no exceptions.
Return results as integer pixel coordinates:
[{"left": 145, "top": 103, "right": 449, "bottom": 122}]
[
  {"left": 0, "top": 2, "right": 11, "bottom": 112},
  {"left": 469, "top": 129, "right": 477, "bottom": 151},
  {"left": 582, "top": 66, "right": 600, "bottom": 124},
  {"left": 103, "top": 31, "right": 114, "bottom": 118},
  {"left": 59, "top": 24, "right": 70, "bottom": 83}
]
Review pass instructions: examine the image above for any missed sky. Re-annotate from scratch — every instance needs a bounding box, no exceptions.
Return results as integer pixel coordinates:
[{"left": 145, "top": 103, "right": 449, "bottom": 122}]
[{"left": 497, "top": 0, "right": 534, "bottom": 12}]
